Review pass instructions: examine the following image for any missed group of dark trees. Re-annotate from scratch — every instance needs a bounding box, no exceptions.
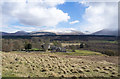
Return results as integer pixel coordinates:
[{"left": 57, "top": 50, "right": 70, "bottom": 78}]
[
  {"left": 2, "top": 37, "right": 47, "bottom": 52},
  {"left": 83, "top": 41, "right": 118, "bottom": 56},
  {"left": 1, "top": 35, "right": 118, "bottom": 56},
  {"left": 65, "top": 43, "right": 89, "bottom": 52},
  {"left": 2, "top": 37, "right": 63, "bottom": 52}
]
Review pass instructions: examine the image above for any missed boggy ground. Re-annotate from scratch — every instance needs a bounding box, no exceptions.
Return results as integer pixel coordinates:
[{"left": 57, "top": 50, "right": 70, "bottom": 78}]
[{"left": 2, "top": 52, "right": 118, "bottom": 78}]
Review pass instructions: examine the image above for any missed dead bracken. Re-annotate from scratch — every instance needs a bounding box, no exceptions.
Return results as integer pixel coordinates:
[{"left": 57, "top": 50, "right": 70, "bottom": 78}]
[{"left": 2, "top": 52, "right": 118, "bottom": 77}]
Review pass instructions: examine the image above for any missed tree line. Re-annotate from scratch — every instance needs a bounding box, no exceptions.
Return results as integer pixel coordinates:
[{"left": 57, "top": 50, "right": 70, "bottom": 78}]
[
  {"left": 2, "top": 37, "right": 62, "bottom": 52},
  {"left": 1, "top": 37, "right": 118, "bottom": 56}
]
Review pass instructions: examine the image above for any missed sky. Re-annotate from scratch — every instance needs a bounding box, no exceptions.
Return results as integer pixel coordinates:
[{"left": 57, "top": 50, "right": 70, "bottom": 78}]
[{"left": 0, "top": 0, "right": 118, "bottom": 33}]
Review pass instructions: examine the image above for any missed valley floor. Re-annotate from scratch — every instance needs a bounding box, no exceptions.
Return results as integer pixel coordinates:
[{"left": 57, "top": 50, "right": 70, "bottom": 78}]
[{"left": 1, "top": 52, "right": 119, "bottom": 78}]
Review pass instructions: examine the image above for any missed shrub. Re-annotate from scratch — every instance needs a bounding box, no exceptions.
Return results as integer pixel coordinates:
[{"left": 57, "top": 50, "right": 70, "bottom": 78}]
[
  {"left": 102, "top": 50, "right": 117, "bottom": 56},
  {"left": 80, "top": 43, "right": 84, "bottom": 48},
  {"left": 25, "top": 43, "right": 32, "bottom": 52}
]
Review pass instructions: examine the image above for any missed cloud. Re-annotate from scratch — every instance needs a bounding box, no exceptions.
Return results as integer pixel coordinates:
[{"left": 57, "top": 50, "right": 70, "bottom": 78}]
[
  {"left": 81, "top": 2, "right": 118, "bottom": 33},
  {"left": 69, "top": 20, "right": 79, "bottom": 24},
  {"left": 16, "top": 7, "right": 70, "bottom": 27},
  {"left": 1, "top": 0, "right": 70, "bottom": 27},
  {"left": 1, "top": 25, "right": 41, "bottom": 33}
]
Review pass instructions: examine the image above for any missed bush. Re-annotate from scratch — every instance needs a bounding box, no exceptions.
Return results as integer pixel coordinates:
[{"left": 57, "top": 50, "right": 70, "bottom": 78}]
[
  {"left": 25, "top": 43, "right": 32, "bottom": 51},
  {"left": 80, "top": 43, "right": 84, "bottom": 48},
  {"left": 102, "top": 50, "right": 117, "bottom": 56}
]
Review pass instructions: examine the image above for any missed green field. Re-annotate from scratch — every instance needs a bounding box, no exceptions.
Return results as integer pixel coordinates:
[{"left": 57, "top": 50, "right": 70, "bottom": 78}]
[
  {"left": 5, "top": 50, "right": 104, "bottom": 56},
  {"left": 62, "top": 43, "right": 81, "bottom": 47},
  {"left": 88, "top": 40, "right": 118, "bottom": 44},
  {"left": 53, "top": 50, "right": 104, "bottom": 56}
]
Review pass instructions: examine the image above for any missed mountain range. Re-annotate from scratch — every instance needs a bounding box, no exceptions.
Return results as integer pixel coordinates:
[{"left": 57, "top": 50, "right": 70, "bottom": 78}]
[{"left": 0, "top": 29, "right": 118, "bottom": 36}]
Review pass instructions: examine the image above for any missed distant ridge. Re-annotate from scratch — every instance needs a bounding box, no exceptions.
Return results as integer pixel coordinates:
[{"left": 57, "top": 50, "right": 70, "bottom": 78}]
[
  {"left": 1, "top": 29, "right": 118, "bottom": 36},
  {"left": 55, "top": 30, "right": 84, "bottom": 35},
  {"left": 1, "top": 30, "right": 85, "bottom": 36},
  {"left": 30, "top": 32, "right": 56, "bottom": 35},
  {"left": 0, "top": 31, "right": 30, "bottom": 36},
  {"left": 92, "top": 29, "right": 118, "bottom": 36},
  {"left": 0, "top": 32, "right": 9, "bottom": 35},
  {"left": 0, "top": 31, "right": 56, "bottom": 36},
  {"left": 12, "top": 31, "right": 30, "bottom": 35}
]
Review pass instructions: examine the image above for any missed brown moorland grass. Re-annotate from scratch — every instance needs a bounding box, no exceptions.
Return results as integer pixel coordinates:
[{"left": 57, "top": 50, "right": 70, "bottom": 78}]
[{"left": 2, "top": 52, "right": 118, "bottom": 78}]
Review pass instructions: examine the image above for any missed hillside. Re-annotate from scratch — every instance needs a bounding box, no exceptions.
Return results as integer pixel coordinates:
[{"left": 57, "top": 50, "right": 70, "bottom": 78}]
[{"left": 92, "top": 29, "right": 118, "bottom": 36}]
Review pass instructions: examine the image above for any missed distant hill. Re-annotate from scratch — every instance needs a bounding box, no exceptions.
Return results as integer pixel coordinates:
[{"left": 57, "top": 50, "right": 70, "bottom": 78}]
[
  {"left": 1, "top": 29, "right": 118, "bottom": 36},
  {"left": 31, "top": 30, "right": 85, "bottom": 35},
  {"left": 1, "top": 31, "right": 30, "bottom": 36},
  {"left": 1, "top": 31, "right": 56, "bottom": 36},
  {"left": 12, "top": 31, "right": 30, "bottom": 35},
  {"left": 30, "top": 32, "right": 56, "bottom": 35},
  {"left": 56, "top": 30, "right": 84, "bottom": 35},
  {"left": 0, "top": 32, "right": 9, "bottom": 36},
  {"left": 1, "top": 30, "right": 85, "bottom": 36},
  {"left": 92, "top": 29, "right": 118, "bottom": 36}
]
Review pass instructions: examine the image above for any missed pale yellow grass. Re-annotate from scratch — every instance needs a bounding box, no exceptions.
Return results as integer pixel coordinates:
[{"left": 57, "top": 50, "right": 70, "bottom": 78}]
[{"left": 2, "top": 52, "right": 118, "bottom": 77}]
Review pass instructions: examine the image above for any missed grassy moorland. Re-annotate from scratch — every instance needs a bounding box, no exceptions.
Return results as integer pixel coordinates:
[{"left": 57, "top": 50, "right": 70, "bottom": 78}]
[
  {"left": 2, "top": 51, "right": 118, "bottom": 78},
  {"left": 1, "top": 36, "right": 118, "bottom": 78}
]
